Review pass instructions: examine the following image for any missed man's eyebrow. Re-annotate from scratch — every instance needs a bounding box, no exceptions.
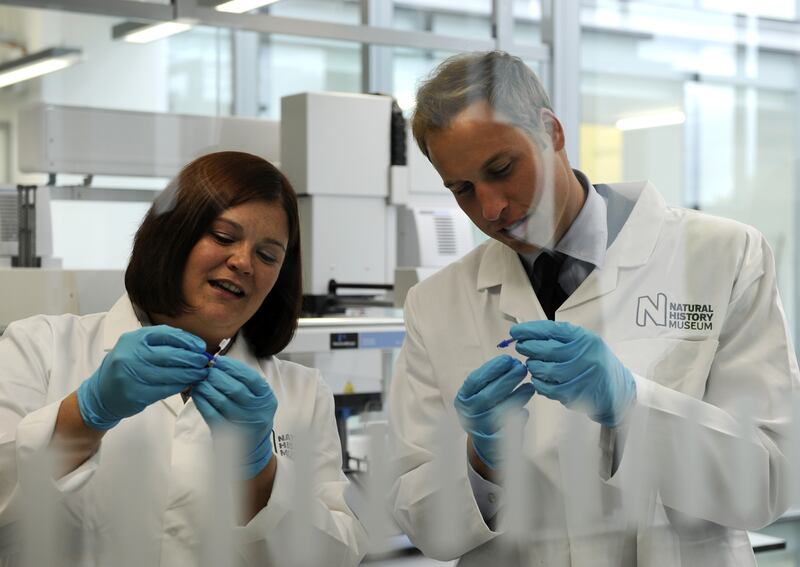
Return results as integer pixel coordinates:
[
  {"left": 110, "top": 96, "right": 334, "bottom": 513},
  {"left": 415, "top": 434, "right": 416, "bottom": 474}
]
[
  {"left": 481, "top": 149, "right": 513, "bottom": 168},
  {"left": 443, "top": 150, "right": 513, "bottom": 188},
  {"left": 214, "top": 217, "right": 287, "bottom": 251}
]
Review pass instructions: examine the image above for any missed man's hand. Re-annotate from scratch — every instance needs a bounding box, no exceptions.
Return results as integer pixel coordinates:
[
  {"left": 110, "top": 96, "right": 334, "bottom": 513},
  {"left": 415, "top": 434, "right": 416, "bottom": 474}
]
[
  {"left": 511, "top": 321, "right": 636, "bottom": 427},
  {"left": 454, "top": 355, "right": 535, "bottom": 470}
]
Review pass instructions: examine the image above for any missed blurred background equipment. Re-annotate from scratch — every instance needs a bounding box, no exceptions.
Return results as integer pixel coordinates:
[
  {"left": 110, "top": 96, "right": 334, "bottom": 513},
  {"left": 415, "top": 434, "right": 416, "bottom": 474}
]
[{"left": 280, "top": 91, "right": 476, "bottom": 316}]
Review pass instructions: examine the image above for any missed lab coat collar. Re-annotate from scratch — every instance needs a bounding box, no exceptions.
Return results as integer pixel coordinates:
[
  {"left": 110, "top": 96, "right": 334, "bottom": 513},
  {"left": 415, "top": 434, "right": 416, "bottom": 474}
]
[
  {"left": 476, "top": 239, "right": 518, "bottom": 291},
  {"left": 476, "top": 180, "right": 666, "bottom": 318},
  {"left": 478, "top": 241, "right": 543, "bottom": 322},
  {"left": 558, "top": 181, "right": 665, "bottom": 312},
  {"left": 102, "top": 294, "right": 143, "bottom": 351},
  {"left": 476, "top": 181, "right": 664, "bottom": 286},
  {"left": 602, "top": 180, "right": 665, "bottom": 269},
  {"left": 220, "top": 333, "right": 268, "bottom": 381}
]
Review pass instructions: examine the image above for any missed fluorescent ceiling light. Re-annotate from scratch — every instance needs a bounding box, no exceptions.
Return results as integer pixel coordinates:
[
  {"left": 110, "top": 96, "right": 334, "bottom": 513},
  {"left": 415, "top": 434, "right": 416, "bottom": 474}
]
[
  {"left": 113, "top": 21, "right": 193, "bottom": 44},
  {"left": 215, "top": 0, "right": 279, "bottom": 13},
  {"left": 615, "top": 111, "right": 686, "bottom": 131},
  {"left": 0, "top": 47, "right": 81, "bottom": 89}
]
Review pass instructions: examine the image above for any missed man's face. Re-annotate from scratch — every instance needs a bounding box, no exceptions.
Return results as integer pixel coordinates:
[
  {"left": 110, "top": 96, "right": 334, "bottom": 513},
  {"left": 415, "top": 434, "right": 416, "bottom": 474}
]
[{"left": 426, "top": 101, "right": 572, "bottom": 254}]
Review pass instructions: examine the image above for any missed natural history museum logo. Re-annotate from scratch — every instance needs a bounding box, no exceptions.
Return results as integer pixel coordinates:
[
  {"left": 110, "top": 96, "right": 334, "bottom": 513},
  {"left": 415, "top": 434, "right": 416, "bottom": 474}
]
[{"left": 636, "top": 293, "right": 714, "bottom": 331}]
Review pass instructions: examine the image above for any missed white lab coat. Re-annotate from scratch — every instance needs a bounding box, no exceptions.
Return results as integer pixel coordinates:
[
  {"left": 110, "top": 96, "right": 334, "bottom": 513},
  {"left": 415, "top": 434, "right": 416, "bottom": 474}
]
[
  {"left": 0, "top": 294, "right": 367, "bottom": 566},
  {"left": 389, "top": 181, "right": 799, "bottom": 567}
]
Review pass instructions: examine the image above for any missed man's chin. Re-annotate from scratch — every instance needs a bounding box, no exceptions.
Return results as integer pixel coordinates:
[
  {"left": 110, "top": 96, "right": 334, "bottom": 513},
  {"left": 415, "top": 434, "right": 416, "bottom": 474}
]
[{"left": 495, "top": 233, "right": 540, "bottom": 254}]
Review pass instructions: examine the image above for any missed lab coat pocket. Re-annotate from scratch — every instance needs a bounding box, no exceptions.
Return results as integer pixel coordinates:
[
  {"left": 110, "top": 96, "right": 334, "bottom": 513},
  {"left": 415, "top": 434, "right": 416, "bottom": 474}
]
[{"left": 611, "top": 338, "right": 719, "bottom": 399}]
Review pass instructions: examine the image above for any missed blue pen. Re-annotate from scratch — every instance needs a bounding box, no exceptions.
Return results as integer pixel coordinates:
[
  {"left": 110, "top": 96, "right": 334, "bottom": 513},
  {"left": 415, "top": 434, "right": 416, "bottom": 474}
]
[
  {"left": 497, "top": 337, "right": 517, "bottom": 348},
  {"left": 186, "top": 338, "right": 232, "bottom": 400},
  {"left": 202, "top": 337, "right": 232, "bottom": 367}
]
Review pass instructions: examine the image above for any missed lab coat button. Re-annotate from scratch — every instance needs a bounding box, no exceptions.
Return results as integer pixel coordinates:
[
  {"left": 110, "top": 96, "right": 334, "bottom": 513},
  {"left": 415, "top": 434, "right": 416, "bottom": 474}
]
[{"left": 488, "top": 493, "right": 496, "bottom": 504}]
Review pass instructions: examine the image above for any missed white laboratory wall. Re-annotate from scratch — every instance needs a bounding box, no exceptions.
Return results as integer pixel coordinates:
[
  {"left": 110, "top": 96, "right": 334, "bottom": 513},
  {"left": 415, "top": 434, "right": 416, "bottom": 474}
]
[{"left": 37, "top": 11, "right": 169, "bottom": 113}]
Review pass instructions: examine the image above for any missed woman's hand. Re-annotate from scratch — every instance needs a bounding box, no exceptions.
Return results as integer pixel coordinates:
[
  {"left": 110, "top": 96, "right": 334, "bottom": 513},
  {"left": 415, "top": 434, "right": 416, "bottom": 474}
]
[
  {"left": 191, "top": 356, "right": 277, "bottom": 480},
  {"left": 76, "top": 325, "right": 210, "bottom": 430}
]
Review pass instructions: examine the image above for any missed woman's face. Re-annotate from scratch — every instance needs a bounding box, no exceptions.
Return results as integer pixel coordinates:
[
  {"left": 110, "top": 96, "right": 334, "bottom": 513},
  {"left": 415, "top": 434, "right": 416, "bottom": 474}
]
[{"left": 167, "top": 199, "right": 289, "bottom": 350}]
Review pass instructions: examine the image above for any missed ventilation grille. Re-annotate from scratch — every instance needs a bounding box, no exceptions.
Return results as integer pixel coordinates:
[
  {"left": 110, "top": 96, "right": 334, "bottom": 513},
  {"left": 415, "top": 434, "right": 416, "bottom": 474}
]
[
  {"left": 434, "top": 215, "right": 457, "bottom": 256},
  {"left": 0, "top": 194, "right": 16, "bottom": 243}
]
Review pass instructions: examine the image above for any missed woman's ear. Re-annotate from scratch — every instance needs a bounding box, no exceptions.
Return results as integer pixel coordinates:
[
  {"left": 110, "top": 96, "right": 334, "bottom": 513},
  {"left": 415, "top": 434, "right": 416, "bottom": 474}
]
[{"left": 540, "top": 108, "right": 565, "bottom": 152}]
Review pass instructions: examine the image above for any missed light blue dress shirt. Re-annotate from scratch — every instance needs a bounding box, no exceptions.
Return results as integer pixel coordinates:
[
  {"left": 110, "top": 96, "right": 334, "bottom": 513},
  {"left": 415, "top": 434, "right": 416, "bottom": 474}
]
[{"left": 517, "top": 170, "right": 608, "bottom": 294}]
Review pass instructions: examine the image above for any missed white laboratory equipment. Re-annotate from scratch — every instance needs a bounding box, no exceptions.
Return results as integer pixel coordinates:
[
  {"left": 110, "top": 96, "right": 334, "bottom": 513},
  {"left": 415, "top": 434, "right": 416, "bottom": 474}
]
[
  {"left": 280, "top": 91, "right": 475, "bottom": 314},
  {"left": 17, "top": 103, "right": 280, "bottom": 178},
  {"left": 281, "top": 92, "right": 397, "bottom": 315},
  {"left": 0, "top": 184, "right": 57, "bottom": 268},
  {"left": 394, "top": 206, "right": 476, "bottom": 307},
  {"left": 281, "top": 317, "right": 403, "bottom": 470}
]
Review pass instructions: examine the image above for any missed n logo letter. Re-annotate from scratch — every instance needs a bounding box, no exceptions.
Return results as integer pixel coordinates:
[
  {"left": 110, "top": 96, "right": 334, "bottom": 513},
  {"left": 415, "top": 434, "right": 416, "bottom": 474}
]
[{"left": 637, "top": 293, "right": 667, "bottom": 327}]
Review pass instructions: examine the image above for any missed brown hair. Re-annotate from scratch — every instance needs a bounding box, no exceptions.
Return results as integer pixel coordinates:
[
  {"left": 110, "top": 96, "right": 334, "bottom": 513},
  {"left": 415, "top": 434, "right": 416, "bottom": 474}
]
[
  {"left": 125, "top": 151, "right": 302, "bottom": 357},
  {"left": 412, "top": 50, "right": 553, "bottom": 157}
]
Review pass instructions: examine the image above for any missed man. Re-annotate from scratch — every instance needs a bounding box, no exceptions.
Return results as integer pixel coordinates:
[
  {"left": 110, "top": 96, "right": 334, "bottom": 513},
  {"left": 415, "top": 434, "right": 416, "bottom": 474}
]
[{"left": 388, "top": 51, "right": 799, "bottom": 566}]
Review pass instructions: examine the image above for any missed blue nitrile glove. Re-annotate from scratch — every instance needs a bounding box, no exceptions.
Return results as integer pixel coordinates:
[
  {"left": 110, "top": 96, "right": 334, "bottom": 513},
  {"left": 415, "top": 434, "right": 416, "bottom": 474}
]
[
  {"left": 77, "top": 325, "right": 210, "bottom": 430},
  {"left": 510, "top": 321, "right": 636, "bottom": 428},
  {"left": 191, "top": 356, "right": 277, "bottom": 479},
  {"left": 454, "top": 355, "right": 535, "bottom": 470}
]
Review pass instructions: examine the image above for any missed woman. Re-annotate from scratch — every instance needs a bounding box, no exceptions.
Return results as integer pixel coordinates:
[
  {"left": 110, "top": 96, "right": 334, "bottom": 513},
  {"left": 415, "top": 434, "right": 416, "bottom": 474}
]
[{"left": 0, "top": 152, "right": 367, "bottom": 566}]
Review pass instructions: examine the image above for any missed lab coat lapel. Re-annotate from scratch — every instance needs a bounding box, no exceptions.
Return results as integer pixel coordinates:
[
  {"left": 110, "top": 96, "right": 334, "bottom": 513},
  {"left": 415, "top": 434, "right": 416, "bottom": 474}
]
[
  {"left": 477, "top": 240, "right": 542, "bottom": 324},
  {"left": 102, "top": 294, "right": 142, "bottom": 352},
  {"left": 222, "top": 335, "right": 268, "bottom": 382},
  {"left": 559, "top": 266, "right": 620, "bottom": 313},
  {"left": 560, "top": 182, "right": 666, "bottom": 313}
]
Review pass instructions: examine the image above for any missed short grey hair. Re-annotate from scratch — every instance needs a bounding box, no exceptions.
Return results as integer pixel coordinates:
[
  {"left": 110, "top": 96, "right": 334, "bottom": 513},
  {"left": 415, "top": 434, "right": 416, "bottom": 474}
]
[{"left": 411, "top": 51, "right": 553, "bottom": 157}]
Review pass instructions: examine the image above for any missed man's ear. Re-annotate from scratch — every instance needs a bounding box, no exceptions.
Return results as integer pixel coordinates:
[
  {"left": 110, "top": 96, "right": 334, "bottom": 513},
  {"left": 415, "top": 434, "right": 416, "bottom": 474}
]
[{"left": 540, "top": 108, "right": 565, "bottom": 152}]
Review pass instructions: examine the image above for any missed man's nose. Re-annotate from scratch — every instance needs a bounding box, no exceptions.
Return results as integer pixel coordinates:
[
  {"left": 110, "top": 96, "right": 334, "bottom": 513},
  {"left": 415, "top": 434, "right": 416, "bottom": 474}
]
[{"left": 475, "top": 183, "right": 507, "bottom": 222}]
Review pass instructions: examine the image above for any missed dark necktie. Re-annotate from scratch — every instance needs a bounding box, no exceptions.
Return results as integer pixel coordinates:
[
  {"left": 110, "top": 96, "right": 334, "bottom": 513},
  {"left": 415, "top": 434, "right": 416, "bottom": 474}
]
[{"left": 532, "top": 251, "right": 568, "bottom": 320}]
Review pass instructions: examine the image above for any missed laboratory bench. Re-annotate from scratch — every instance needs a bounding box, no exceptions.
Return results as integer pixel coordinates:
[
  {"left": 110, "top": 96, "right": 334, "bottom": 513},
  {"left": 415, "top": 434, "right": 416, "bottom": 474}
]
[
  {"left": 753, "top": 508, "right": 800, "bottom": 567},
  {"left": 359, "top": 530, "right": 790, "bottom": 566}
]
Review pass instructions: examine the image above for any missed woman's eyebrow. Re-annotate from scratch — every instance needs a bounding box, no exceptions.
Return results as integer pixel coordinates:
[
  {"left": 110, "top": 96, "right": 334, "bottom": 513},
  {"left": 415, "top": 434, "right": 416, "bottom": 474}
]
[
  {"left": 215, "top": 217, "right": 242, "bottom": 231},
  {"left": 216, "top": 217, "right": 286, "bottom": 251},
  {"left": 261, "top": 237, "right": 287, "bottom": 252}
]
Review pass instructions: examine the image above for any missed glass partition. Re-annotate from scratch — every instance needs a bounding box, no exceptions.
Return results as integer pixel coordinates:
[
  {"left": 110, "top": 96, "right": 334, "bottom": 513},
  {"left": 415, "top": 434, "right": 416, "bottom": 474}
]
[
  {"left": 394, "top": 0, "right": 493, "bottom": 39},
  {"left": 580, "top": 4, "right": 800, "bottom": 341},
  {"left": 513, "top": 0, "right": 542, "bottom": 45},
  {"left": 265, "top": 0, "right": 360, "bottom": 24}
]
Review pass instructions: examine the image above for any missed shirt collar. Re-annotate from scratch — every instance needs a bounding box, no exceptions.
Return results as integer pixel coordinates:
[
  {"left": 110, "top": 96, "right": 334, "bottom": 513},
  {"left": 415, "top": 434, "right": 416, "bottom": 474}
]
[
  {"left": 518, "top": 169, "right": 608, "bottom": 271},
  {"left": 553, "top": 169, "right": 608, "bottom": 269}
]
